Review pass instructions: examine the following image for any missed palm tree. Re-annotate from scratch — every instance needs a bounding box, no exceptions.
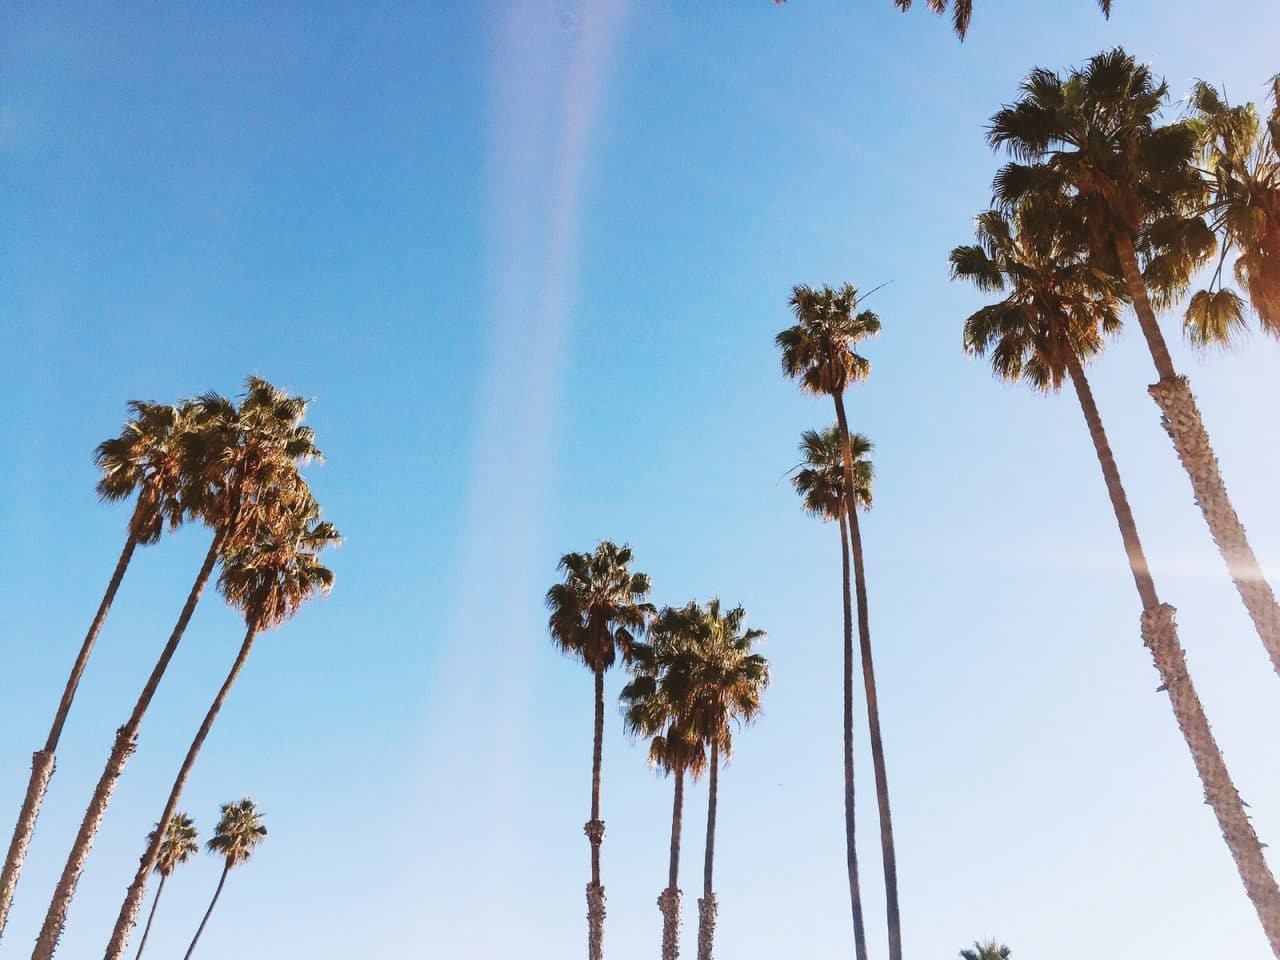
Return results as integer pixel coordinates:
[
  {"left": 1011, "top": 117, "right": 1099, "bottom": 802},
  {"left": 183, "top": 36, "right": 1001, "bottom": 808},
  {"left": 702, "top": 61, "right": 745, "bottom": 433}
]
[
  {"left": 546, "top": 541, "right": 655, "bottom": 960},
  {"left": 33, "top": 378, "right": 320, "bottom": 960},
  {"left": 182, "top": 798, "right": 266, "bottom": 960},
  {"left": 620, "top": 604, "right": 709, "bottom": 960},
  {"left": 661, "top": 599, "right": 768, "bottom": 960},
  {"left": 0, "top": 401, "right": 194, "bottom": 941},
  {"left": 103, "top": 510, "right": 338, "bottom": 960},
  {"left": 953, "top": 200, "right": 1280, "bottom": 955},
  {"left": 133, "top": 813, "right": 198, "bottom": 960},
  {"left": 777, "top": 284, "right": 900, "bottom": 960},
  {"left": 988, "top": 47, "right": 1280, "bottom": 684},
  {"left": 1184, "top": 77, "right": 1280, "bottom": 342},
  {"left": 770, "top": 0, "right": 1112, "bottom": 40},
  {"left": 960, "top": 941, "right": 1011, "bottom": 960}
]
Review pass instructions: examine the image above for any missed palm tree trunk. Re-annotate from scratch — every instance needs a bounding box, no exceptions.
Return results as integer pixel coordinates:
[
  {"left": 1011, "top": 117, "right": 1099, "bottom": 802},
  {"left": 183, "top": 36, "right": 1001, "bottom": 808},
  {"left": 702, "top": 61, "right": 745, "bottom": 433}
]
[
  {"left": 585, "top": 665, "right": 607, "bottom": 960},
  {"left": 843, "top": 507, "right": 902, "bottom": 960},
  {"left": 831, "top": 392, "right": 870, "bottom": 960},
  {"left": 697, "top": 743, "right": 718, "bottom": 960},
  {"left": 1114, "top": 232, "right": 1280, "bottom": 681},
  {"left": 132, "top": 874, "right": 165, "bottom": 960},
  {"left": 659, "top": 767, "right": 685, "bottom": 960},
  {"left": 1067, "top": 353, "right": 1280, "bottom": 956},
  {"left": 0, "top": 527, "right": 141, "bottom": 941},
  {"left": 32, "top": 527, "right": 227, "bottom": 960},
  {"left": 181, "top": 863, "right": 229, "bottom": 960},
  {"left": 103, "top": 623, "right": 259, "bottom": 960}
]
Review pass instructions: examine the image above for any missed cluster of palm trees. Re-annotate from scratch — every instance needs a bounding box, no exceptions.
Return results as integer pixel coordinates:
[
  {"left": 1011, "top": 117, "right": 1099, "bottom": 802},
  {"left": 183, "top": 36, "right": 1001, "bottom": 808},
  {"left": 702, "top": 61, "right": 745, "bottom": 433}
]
[
  {"left": 0, "top": 377, "right": 337, "bottom": 960},
  {"left": 132, "top": 798, "right": 267, "bottom": 960},
  {"left": 546, "top": 542, "right": 770, "bottom": 960},
  {"left": 950, "top": 48, "right": 1280, "bottom": 956}
]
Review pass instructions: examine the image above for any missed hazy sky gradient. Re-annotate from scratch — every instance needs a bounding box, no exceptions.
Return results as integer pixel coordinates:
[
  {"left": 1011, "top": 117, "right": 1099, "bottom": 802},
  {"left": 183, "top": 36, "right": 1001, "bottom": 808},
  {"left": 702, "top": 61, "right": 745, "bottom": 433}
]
[{"left": 3, "top": 2, "right": 1280, "bottom": 958}]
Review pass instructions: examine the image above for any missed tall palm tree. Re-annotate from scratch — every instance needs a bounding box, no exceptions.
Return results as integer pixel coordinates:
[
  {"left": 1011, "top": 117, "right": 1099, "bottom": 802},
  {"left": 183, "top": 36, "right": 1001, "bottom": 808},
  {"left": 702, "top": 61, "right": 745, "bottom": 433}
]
[
  {"left": 1184, "top": 77, "right": 1280, "bottom": 342},
  {"left": 777, "top": 284, "right": 900, "bottom": 960},
  {"left": 33, "top": 378, "right": 320, "bottom": 960},
  {"left": 0, "top": 401, "right": 194, "bottom": 941},
  {"left": 103, "top": 510, "right": 339, "bottom": 960},
  {"left": 133, "top": 813, "right": 198, "bottom": 960},
  {"left": 182, "top": 798, "right": 266, "bottom": 960},
  {"left": 953, "top": 200, "right": 1280, "bottom": 955},
  {"left": 620, "top": 604, "right": 709, "bottom": 960},
  {"left": 960, "top": 941, "right": 1011, "bottom": 960},
  {"left": 770, "top": 0, "right": 1112, "bottom": 40},
  {"left": 660, "top": 599, "right": 767, "bottom": 960},
  {"left": 987, "top": 47, "right": 1280, "bottom": 683},
  {"left": 546, "top": 541, "right": 655, "bottom": 960}
]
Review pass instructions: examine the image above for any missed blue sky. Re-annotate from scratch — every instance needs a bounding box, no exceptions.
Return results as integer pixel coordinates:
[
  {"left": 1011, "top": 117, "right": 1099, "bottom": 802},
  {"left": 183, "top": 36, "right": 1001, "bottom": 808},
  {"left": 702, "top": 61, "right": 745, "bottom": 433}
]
[{"left": 3, "top": 1, "right": 1280, "bottom": 957}]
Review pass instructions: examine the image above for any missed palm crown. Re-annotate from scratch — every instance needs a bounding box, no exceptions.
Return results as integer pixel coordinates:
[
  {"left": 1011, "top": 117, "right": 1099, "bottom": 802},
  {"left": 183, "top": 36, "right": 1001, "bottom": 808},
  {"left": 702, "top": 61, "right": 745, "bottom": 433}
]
[
  {"left": 776, "top": 284, "right": 881, "bottom": 397},
  {"left": 952, "top": 202, "right": 1125, "bottom": 391},
  {"left": 546, "top": 541, "right": 655, "bottom": 674},
  {"left": 207, "top": 798, "right": 267, "bottom": 869},
  {"left": 94, "top": 400, "right": 197, "bottom": 544},
  {"left": 960, "top": 942, "right": 1011, "bottom": 960},
  {"left": 149, "top": 813, "right": 199, "bottom": 879},
  {"left": 792, "top": 426, "right": 874, "bottom": 522}
]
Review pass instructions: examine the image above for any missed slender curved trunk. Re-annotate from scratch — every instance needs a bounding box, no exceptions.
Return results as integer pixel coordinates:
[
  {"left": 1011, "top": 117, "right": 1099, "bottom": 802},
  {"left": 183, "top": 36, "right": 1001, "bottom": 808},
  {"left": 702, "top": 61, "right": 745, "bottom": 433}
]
[
  {"left": 0, "top": 527, "right": 141, "bottom": 940},
  {"left": 696, "top": 743, "right": 719, "bottom": 960},
  {"left": 1114, "top": 231, "right": 1280, "bottom": 681},
  {"left": 842, "top": 506, "right": 902, "bottom": 960},
  {"left": 132, "top": 874, "right": 165, "bottom": 960},
  {"left": 32, "top": 527, "right": 226, "bottom": 960},
  {"left": 182, "top": 863, "right": 229, "bottom": 960},
  {"left": 103, "top": 623, "right": 259, "bottom": 960},
  {"left": 659, "top": 767, "right": 684, "bottom": 960},
  {"left": 1068, "top": 353, "right": 1280, "bottom": 956},
  {"left": 585, "top": 665, "right": 607, "bottom": 960},
  {"left": 831, "top": 392, "right": 872, "bottom": 960}
]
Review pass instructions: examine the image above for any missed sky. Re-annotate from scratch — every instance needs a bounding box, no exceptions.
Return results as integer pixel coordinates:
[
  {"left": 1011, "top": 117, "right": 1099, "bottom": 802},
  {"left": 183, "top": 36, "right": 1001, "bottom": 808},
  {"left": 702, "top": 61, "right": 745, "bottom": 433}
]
[{"left": 3, "top": 1, "right": 1280, "bottom": 958}]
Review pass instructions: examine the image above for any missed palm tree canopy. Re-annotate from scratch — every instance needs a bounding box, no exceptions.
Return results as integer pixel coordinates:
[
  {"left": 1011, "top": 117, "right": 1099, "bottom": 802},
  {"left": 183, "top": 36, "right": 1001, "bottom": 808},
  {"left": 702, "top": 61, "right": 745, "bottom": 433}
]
[
  {"left": 960, "top": 941, "right": 1012, "bottom": 960},
  {"left": 207, "top": 798, "right": 266, "bottom": 869},
  {"left": 792, "top": 426, "right": 874, "bottom": 521},
  {"left": 218, "top": 506, "right": 340, "bottom": 632},
  {"left": 777, "top": 283, "right": 880, "bottom": 397},
  {"left": 620, "top": 603, "right": 711, "bottom": 778},
  {"left": 150, "top": 813, "right": 199, "bottom": 878},
  {"left": 987, "top": 48, "right": 1211, "bottom": 291},
  {"left": 94, "top": 400, "right": 197, "bottom": 544},
  {"left": 773, "top": 0, "right": 1111, "bottom": 40},
  {"left": 1184, "top": 78, "right": 1280, "bottom": 341},
  {"left": 546, "top": 541, "right": 655, "bottom": 674},
  {"left": 952, "top": 201, "right": 1125, "bottom": 392}
]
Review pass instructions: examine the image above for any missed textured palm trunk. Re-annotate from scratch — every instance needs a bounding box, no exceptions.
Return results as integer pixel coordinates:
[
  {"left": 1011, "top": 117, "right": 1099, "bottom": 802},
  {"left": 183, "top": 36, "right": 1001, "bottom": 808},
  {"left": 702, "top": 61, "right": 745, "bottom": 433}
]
[
  {"left": 585, "top": 665, "right": 607, "bottom": 960},
  {"left": 696, "top": 743, "right": 719, "bottom": 960},
  {"left": 659, "top": 767, "right": 685, "bottom": 960},
  {"left": 182, "top": 863, "right": 228, "bottom": 960},
  {"left": 32, "top": 528, "right": 226, "bottom": 960},
  {"left": 103, "top": 623, "right": 259, "bottom": 960},
  {"left": 1114, "top": 232, "right": 1280, "bottom": 681},
  {"left": 831, "top": 393, "right": 872, "bottom": 960},
  {"left": 0, "top": 529, "right": 141, "bottom": 941},
  {"left": 132, "top": 874, "right": 165, "bottom": 960},
  {"left": 1068, "top": 353, "right": 1280, "bottom": 956}
]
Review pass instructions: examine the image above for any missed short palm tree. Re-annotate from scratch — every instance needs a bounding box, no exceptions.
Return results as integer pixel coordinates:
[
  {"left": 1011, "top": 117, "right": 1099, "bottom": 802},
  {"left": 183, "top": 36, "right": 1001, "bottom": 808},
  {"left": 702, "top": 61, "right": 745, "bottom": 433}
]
[
  {"left": 777, "top": 284, "right": 900, "bottom": 960},
  {"left": 0, "top": 401, "right": 194, "bottom": 941},
  {"left": 133, "top": 813, "right": 199, "bottom": 960},
  {"left": 546, "top": 541, "right": 655, "bottom": 960},
  {"left": 960, "top": 941, "right": 1011, "bottom": 960},
  {"left": 103, "top": 508, "right": 338, "bottom": 960},
  {"left": 987, "top": 47, "right": 1280, "bottom": 685},
  {"left": 665, "top": 599, "right": 768, "bottom": 960},
  {"left": 33, "top": 378, "right": 321, "bottom": 960},
  {"left": 1184, "top": 77, "right": 1280, "bottom": 341},
  {"left": 183, "top": 798, "right": 266, "bottom": 960},
  {"left": 621, "top": 604, "right": 709, "bottom": 960},
  {"left": 953, "top": 200, "right": 1280, "bottom": 956}
]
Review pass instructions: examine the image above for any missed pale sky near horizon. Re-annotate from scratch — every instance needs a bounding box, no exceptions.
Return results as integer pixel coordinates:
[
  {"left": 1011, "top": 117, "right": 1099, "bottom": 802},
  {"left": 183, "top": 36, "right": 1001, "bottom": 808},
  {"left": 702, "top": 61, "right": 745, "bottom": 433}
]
[{"left": 3, "top": 2, "right": 1280, "bottom": 958}]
